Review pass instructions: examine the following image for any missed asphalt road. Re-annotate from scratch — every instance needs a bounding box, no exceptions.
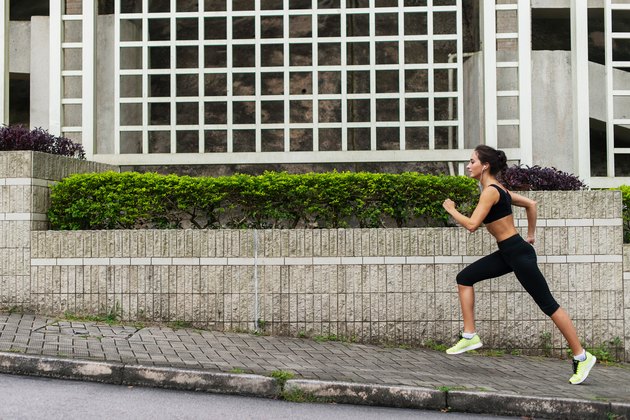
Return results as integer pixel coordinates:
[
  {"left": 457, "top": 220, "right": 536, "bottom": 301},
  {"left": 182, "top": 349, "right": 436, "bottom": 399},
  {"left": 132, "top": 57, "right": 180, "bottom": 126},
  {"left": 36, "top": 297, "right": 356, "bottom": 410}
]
[{"left": 0, "top": 373, "right": 516, "bottom": 420}]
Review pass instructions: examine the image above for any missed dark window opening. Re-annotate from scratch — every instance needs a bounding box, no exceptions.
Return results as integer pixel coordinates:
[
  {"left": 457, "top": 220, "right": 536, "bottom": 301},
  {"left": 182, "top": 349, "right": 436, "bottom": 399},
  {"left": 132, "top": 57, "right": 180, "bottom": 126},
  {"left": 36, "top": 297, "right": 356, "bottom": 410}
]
[
  {"left": 9, "top": 73, "right": 29, "bottom": 127},
  {"left": 531, "top": 9, "right": 571, "bottom": 51},
  {"left": 10, "top": 0, "right": 49, "bottom": 20},
  {"left": 589, "top": 118, "right": 607, "bottom": 177}
]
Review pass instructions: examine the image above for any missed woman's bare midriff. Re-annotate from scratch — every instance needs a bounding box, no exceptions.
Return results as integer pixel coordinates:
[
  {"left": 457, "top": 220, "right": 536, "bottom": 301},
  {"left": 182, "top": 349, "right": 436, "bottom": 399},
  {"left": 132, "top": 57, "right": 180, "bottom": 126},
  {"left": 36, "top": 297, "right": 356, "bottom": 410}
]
[{"left": 485, "top": 215, "right": 519, "bottom": 242}]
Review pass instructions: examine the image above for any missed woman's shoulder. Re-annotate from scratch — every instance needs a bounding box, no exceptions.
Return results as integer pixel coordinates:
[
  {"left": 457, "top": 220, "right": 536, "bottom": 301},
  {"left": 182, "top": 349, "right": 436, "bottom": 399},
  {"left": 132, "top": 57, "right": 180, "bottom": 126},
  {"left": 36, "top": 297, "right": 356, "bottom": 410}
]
[{"left": 488, "top": 183, "right": 509, "bottom": 193}]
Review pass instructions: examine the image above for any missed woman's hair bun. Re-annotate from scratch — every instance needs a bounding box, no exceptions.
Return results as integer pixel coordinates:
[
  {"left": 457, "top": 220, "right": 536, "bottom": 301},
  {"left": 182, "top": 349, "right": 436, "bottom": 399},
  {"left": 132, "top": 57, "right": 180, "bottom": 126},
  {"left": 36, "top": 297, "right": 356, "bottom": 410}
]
[{"left": 496, "top": 150, "right": 507, "bottom": 171}]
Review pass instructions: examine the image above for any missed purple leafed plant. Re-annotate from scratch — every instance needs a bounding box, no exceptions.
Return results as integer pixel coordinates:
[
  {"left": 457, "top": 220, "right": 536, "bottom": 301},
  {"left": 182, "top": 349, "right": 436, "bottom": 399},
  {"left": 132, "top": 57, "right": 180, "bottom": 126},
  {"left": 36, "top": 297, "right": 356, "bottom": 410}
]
[
  {"left": 498, "top": 165, "right": 587, "bottom": 191},
  {"left": 0, "top": 125, "right": 85, "bottom": 159}
]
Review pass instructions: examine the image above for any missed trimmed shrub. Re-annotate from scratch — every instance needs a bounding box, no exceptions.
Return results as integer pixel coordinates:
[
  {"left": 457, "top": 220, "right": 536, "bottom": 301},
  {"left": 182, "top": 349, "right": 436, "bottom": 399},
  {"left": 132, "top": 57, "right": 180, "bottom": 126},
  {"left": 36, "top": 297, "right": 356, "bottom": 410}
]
[
  {"left": 0, "top": 125, "right": 85, "bottom": 159},
  {"left": 498, "top": 165, "right": 587, "bottom": 191},
  {"left": 48, "top": 171, "right": 479, "bottom": 230}
]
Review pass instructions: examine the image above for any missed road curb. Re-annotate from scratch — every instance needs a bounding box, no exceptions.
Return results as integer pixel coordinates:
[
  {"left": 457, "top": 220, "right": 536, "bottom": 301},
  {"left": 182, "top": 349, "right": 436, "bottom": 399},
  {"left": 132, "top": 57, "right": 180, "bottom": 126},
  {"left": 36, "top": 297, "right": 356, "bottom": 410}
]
[
  {"left": 0, "top": 351, "right": 627, "bottom": 419},
  {"left": 0, "top": 352, "right": 124, "bottom": 384},
  {"left": 610, "top": 401, "right": 630, "bottom": 419},
  {"left": 122, "top": 365, "right": 280, "bottom": 398},
  {"left": 284, "top": 379, "right": 446, "bottom": 410},
  {"left": 447, "top": 390, "right": 614, "bottom": 420}
]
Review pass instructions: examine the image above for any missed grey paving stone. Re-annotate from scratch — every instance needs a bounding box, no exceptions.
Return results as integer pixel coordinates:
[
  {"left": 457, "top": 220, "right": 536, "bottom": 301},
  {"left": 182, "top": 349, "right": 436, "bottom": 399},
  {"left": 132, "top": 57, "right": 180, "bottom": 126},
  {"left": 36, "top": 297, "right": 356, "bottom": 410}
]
[{"left": 0, "top": 312, "right": 627, "bottom": 416}]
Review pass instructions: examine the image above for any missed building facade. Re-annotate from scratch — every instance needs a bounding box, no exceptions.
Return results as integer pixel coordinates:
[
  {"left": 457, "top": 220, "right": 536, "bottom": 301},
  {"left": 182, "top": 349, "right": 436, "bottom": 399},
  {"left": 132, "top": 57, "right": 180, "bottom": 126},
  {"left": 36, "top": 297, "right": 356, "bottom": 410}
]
[{"left": 1, "top": 0, "right": 629, "bottom": 186}]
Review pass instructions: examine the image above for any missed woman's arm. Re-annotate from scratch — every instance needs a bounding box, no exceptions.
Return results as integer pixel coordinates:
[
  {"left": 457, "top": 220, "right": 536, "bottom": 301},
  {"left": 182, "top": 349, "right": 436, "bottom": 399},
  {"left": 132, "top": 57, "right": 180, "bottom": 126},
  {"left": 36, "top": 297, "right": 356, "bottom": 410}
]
[
  {"left": 509, "top": 191, "right": 537, "bottom": 244},
  {"left": 442, "top": 188, "right": 498, "bottom": 233}
]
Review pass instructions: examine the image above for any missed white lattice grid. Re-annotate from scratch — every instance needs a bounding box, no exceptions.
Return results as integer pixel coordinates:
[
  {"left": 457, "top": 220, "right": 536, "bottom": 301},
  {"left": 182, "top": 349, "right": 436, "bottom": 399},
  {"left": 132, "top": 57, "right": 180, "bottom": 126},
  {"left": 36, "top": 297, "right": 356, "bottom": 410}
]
[
  {"left": 112, "top": 0, "right": 465, "bottom": 163},
  {"left": 605, "top": 0, "right": 630, "bottom": 178},
  {"left": 482, "top": 0, "right": 531, "bottom": 165},
  {"left": 50, "top": 0, "right": 96, "bottom": 156}
]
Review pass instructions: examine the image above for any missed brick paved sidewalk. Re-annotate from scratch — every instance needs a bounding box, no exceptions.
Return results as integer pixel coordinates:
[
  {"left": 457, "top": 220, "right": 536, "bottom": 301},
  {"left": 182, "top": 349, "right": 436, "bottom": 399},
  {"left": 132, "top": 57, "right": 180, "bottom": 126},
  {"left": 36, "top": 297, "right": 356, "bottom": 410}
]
[{"left": 0, "top": 313, "right": 628, "bottom": 416}]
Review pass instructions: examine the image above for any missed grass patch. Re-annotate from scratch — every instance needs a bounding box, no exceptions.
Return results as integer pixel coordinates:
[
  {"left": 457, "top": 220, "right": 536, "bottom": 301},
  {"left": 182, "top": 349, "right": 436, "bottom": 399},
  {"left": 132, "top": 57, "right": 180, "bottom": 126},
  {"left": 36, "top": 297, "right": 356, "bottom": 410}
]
[
  {"left": 590, "top": 337, "right": 624, "bottom": 364},
  {"left": 63, "top": 307, "right": 120, "bottom": 326},
  {"left": 282, "top": 388, "right": 325, "bottom": 403},
  {"left": 270, "top": 370, "right": 295, "bottom": 388},
  {"left": 423, "top": 339, "right": 448, "bottom": 352},
  {"left": 313, "top": 334, "right": 356, "bottom": 344},
  {"left": 166, "top": 320, "right": 193, "bottom": 330},
  {"left": 437, "top": 385, "right": 469, "bottom": 392}
]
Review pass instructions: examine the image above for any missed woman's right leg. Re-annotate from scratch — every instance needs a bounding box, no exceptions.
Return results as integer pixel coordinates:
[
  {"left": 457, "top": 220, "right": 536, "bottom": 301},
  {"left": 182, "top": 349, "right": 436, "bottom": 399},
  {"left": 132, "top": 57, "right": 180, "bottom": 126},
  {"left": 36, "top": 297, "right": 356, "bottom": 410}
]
[
  {"left": 447, "top": 251, "right": 512, "bottom": 354},
  {"left": 458, "top": 284, "right": 476, "bottom": 333},
  {"left": 455, "top": 251, "right": 512, "bottom": 332}
]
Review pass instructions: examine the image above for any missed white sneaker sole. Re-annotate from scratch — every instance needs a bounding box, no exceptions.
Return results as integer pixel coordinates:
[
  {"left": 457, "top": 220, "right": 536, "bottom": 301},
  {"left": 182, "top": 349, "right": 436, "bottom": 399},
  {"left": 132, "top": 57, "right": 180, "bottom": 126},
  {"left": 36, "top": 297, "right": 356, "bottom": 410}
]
[
  {"left": 446, "top": 341, "right": 483, "bottom": 355},
  {"left": 570, "top": 355, "right": 596, "bottom": 385}
]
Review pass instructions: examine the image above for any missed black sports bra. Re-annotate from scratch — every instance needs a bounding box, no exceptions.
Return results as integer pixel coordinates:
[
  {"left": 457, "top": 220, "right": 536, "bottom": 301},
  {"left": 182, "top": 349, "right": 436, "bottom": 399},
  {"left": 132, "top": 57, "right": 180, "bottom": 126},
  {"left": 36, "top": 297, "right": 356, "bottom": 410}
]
[{"left": 483, "top": 184, "right": 512, "bottom": 224}]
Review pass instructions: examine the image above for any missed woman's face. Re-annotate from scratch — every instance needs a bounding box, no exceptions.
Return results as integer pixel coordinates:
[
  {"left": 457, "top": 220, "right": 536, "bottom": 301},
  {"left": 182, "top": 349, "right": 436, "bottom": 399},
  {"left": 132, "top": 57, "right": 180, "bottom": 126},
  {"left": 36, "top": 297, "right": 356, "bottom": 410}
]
[{"left": 466, "top": 151, "right": 486, "bottom": 180}]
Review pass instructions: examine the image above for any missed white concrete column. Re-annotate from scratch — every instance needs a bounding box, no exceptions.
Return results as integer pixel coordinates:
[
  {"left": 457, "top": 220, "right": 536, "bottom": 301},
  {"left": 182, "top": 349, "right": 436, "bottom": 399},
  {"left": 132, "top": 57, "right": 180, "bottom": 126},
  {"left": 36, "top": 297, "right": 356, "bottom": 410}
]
[
  {"left": 0, "top": 1, "right": 9, "bottom": 125},
  {"left": 571, "top": 0, "right": 591, "bottom": 185}
]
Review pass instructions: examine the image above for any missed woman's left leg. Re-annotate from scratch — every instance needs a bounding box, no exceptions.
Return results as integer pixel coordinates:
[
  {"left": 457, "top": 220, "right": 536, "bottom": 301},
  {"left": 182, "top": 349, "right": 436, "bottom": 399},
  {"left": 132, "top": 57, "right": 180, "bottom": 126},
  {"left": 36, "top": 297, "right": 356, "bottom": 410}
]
[
  {"left": 508, "top": 244, "right": 582, "bottom": 352},
  {"left": 507, "top": 240, "right": 596, "bottom": 384},
  {"left": 549, "top": 307, "right": 582, "bottom": 355}
]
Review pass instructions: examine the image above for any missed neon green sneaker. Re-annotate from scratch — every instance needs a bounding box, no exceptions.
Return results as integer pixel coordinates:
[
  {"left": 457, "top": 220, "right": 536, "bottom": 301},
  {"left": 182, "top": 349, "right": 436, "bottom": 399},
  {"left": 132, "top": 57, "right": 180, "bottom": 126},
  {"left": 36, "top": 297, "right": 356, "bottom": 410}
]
[
  {"left": 446, "top": 334, "right": 482, "bottom": 355},
  {"left": 569, "top": 351, "right": 596, "bottom": 385}
]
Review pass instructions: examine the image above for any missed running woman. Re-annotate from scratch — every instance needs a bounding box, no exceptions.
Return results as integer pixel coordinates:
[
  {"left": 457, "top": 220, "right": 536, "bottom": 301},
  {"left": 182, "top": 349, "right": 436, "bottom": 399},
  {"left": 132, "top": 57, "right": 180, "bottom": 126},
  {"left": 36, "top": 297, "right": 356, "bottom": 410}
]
[{"left": 441, "top": 144, "right": 596, "bottom": 385}]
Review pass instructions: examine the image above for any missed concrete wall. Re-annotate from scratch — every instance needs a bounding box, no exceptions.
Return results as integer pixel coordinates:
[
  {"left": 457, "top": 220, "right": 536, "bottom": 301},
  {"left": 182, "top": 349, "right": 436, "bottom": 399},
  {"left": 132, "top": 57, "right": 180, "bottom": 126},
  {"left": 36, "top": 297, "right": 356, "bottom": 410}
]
[
  {"left": 9, "top": 21, "right": 30, "bottom": 74},
  {"left": 0, "top": 151, "right": 627, "bottom": 360}
]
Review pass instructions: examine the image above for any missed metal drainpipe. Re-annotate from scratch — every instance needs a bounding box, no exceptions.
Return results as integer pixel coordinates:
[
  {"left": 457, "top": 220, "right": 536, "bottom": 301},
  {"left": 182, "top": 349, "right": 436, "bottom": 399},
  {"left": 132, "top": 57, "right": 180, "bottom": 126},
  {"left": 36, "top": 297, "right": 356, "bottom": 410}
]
[{"left": 448, "top": 52, "right": 476, "bottom": 176}]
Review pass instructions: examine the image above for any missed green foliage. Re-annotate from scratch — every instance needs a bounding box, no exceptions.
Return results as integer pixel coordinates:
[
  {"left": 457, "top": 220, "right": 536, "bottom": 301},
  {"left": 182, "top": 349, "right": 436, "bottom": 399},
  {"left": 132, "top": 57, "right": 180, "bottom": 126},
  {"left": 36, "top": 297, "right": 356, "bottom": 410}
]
[
  {"left": 63, "top": 303, "right": 121, "bottom": 326},
  {"left": 167, "top": 320, "right": 193, "bottom": 330},
  {"left": 423, "top": 339, "right": 448, "bottom": 352},
  {"left": 270, "top": 370, "right": 295, "bottom": 388},
  {"left": 590, "top": 337, "right": 624, "bottom": 364},
  {"left": 313, "top": 333, "right": 356, "bottom": 343},
  {"left": 281, "top": 388, "right": 320, "bottom": 403},
  {"left": 48, "top": 171, "right": 478, "bottom": 230}
]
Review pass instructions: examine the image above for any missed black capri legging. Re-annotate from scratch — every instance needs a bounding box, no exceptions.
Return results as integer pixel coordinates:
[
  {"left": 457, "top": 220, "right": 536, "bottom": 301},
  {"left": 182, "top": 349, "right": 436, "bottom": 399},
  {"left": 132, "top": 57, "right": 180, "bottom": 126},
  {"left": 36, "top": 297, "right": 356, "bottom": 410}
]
[{"left": 456, "top": 234, "right": 560, "bottom": 317}]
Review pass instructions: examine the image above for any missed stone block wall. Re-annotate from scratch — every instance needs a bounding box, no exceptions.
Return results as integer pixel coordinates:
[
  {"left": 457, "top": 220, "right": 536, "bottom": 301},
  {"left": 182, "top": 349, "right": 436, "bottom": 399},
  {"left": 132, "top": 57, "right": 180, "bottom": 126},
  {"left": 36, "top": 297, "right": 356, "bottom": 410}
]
[
  {"left": 0, "top": 152, "right": 117, "bottom": 308},
  {"left": 0, "top": 151, "right": 627, "bottom": 359},
  {"left": 27, "top": 196, "right": 626, "bottom": 359},
  {"left": 623, "top": 244, "right": 630, "bottom": 362}
]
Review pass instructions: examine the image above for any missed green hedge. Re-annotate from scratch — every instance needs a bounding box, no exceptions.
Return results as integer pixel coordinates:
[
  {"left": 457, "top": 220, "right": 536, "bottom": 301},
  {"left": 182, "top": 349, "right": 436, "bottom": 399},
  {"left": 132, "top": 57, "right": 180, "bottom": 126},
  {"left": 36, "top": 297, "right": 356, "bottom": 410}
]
[{"left": 48, "top": 171, "right": 479, "bottom": 230}]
